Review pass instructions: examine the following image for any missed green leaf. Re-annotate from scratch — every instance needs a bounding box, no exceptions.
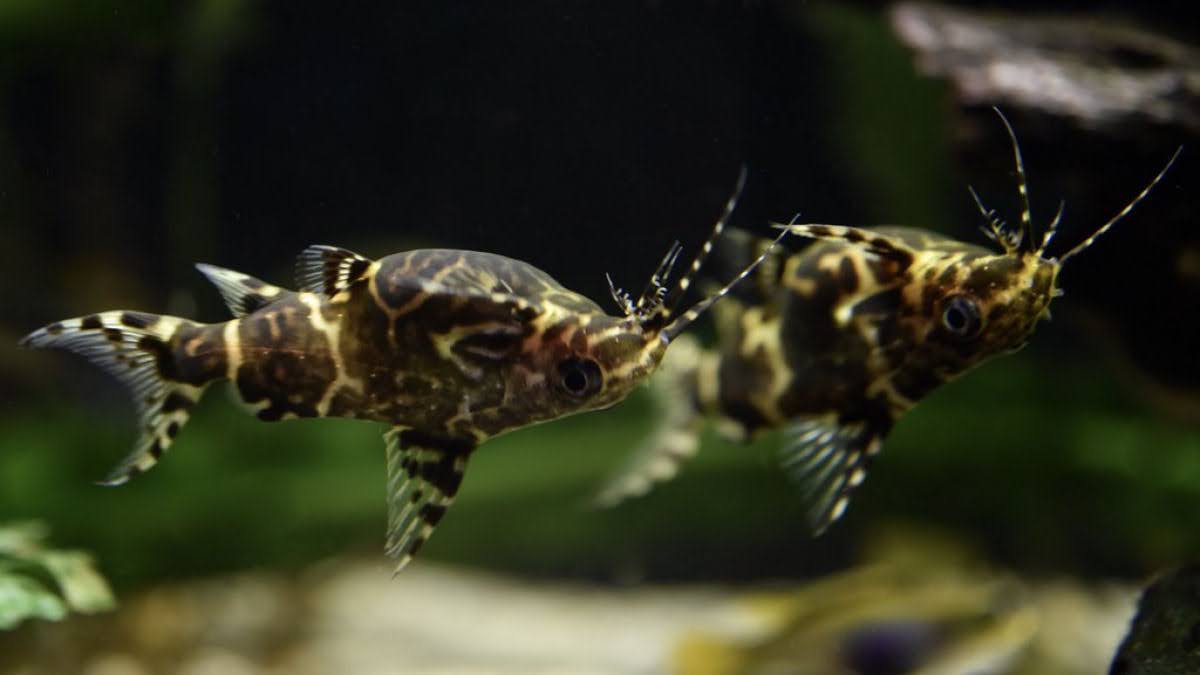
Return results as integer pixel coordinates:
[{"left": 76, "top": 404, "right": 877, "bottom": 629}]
[
  {"left": 0, "top": 521, "right": 116, "bottom": 629},
  {"left": 0, "top": 574, "right": 67, "bottom": 629},
  {"left": 39, "top": 551, "right": 117, "bottom": 614}
]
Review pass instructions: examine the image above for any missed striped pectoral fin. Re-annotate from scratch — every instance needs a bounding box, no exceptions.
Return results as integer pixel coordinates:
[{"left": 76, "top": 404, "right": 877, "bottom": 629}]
[
  {"left": 593, "top": 335, "right": 706, "bottom": 508},
  {"left": 592, "top": 415, "right": 702, "bottom": 508},
  {"left": 295, "top": 245, "right": 374, "bottom": 295},
  {"left": 383, "top": 427, "right": 476, "bottom": 573},
  {"left": 20, "top": 311, "right": 210, "bottom": 484},
  {"left": 779, "top": 415, "right": 885, "bottom": 536}
]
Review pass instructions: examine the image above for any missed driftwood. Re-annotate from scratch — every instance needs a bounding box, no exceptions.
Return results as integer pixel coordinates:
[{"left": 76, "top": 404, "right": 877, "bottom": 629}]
[
  {"left": 1109, "top": 564, "right": 1200, "bottom": 675},
  {"left": 890, "top": 2, "right": 1200, "bottom": 132}
]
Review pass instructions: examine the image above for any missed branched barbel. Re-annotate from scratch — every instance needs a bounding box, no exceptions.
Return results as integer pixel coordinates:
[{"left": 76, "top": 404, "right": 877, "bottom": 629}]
[
  {"left": 596, "top": 110, "right": 1181, "bottom": 535},
  {"left": 21, "top": 169, "right": 784, "bottom": 572}
]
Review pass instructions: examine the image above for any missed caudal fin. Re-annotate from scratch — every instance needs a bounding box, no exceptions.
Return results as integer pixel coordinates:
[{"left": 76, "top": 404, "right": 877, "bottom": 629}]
[{"left": 20, "top": 311, "right": 211, "bottom": 485}]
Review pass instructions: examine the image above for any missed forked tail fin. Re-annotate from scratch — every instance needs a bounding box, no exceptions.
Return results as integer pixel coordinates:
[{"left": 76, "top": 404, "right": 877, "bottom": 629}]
[{"left": 20, "top": 311, "right": 221, "bottom": 485}]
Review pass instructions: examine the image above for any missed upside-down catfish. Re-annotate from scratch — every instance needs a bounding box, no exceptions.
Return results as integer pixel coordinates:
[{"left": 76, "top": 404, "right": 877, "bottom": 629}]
[
  {"left": 22, "top": 175, "right": 782, "bottom": 571},
  {"left": 596, "top": 111, "right": 1180, "bottom": 534}
]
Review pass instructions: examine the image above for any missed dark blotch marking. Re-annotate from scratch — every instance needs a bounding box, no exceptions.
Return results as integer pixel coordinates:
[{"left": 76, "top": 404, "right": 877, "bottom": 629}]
[
  {"left": 102, "top": 327, "right": 124, "bottom": 343},
  {"left": 242, "top": 277, "right": 264, "bottom": 289},
  {"left": 837, "top": 257, "right": 858, "bottom": 294},
  {"left": 241, "top": 293, "right": 269, "bottom": 314},
  {"left": 844, "top": 229, "right": 865, "bottom": 243},
  {"left": 419, "top": 503, "right": 448, "bottom": 526},
  {"left": 161, "top": 392, "right": 195, "bottom": 413},
  {"left": 81, "top": 315, "right": 102, "bottom": 330},
  {"left": 850, "top": 288, "right": 903, "bottom": 318},
  {"left": 45, "top": 322, "right": 64, "bottom": 336},
  {"left": 148, "top": 440, "right": 164, "bottom": 459},
  {"left": 891, "top": 361, "right": 947, "bottom": 402},
  {"left": 407, "top": 537, "right": 427, "bottom": 556},
  {"left": 398, "top": 429, "right": 473, "bottom": 456},
  {"left": 120, "top": 311, "right": 158, "bottom": 329},
  {"left": 398, "top": 429, "right": 473, "bottom": 497},
  {"left": 347, "top": 258, "right": 370, "bottom": 284},
  {"left": 138, "top": 335, "right": 180, "bottom": 380}
]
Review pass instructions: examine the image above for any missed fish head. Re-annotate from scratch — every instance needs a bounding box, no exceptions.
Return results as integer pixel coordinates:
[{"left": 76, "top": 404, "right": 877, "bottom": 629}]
[
  {"left": 508, "top": 312, "right": 669, "bottom": 423},
  {"left": 499, "top": 169, "right": 784, "bottom": 429},
  {"left": 782, "top": 110, "right": 1177, "bottom": 399},
  {"left": 507, "top": 233, "right": 785, "bottom": 426},
  {"left": 887, "top": 250, "right": 1059, "bottom": 384}
]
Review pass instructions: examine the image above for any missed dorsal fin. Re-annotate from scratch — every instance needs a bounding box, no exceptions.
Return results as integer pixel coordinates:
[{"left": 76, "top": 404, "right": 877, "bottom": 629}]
[
  {"left": 194, "top": 263, "right": 288, "bottom": 318},
  {"left": 295, "top": 245, "right": 374, "bottom": 295}
]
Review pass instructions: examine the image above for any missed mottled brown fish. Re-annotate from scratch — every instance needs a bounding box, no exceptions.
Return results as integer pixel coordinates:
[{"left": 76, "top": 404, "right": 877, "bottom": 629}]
[
  {"left": 22, "top": 178, "right": 782, "bottom": 571},
  {"left": 597, "top": 112, "right": 1180, "bottom": 535}
]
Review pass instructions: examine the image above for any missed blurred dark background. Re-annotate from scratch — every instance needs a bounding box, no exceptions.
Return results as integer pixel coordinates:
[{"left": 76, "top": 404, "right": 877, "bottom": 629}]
[{"left": 2, "top": 0, "right": 1198, "bottom": 597}]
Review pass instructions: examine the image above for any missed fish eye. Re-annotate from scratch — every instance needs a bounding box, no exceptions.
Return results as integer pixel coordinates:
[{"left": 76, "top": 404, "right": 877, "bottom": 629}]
[
  {"left": 940, "top": 295, "right": 982, "bottom": 339},
  {"left": 557, "top": 357, "right": 603, "bottom": 398}
]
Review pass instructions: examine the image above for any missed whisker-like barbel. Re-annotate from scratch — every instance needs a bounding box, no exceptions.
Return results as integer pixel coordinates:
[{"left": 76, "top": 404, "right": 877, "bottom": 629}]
[
  {"left": 22, "top": 167, "right": 777, "bottom": 574},
  {"left": 599, "top": 113, "right": 1181, "bottom": 535},
  {"left": 1057, "top": 146, "right": 1181, "bottom": 264}
]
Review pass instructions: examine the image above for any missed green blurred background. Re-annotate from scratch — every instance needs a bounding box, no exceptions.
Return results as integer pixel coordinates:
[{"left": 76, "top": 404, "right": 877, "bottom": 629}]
[{"left": 1, "top": 0, "right": 1197, "bottom": 616}]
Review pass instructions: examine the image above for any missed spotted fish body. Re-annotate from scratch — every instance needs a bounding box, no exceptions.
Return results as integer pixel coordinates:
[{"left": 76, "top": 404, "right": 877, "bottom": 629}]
[
  {"left": 23, "top": 173, "right": 783, "bottom": 571},
  {"left": 597, "top": 112, "right": 1180, "bottom": 534}
]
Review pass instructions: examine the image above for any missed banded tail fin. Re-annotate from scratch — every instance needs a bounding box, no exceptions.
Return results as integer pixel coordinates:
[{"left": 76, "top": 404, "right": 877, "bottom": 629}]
[
  {"left": 195, "top": 263, "right": 289, "bottom": 317},
  {"left": 20, "top": 311, "right": 212, "bottom": 485}
]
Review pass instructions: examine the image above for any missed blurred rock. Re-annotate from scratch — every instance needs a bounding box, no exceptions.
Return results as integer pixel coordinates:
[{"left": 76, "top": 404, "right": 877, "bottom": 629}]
[
  {"left": 83, "top": 653, "right": 150, "bottom": 675},
  {"left": 1109, "top": 564, "right": 1200, "bottom": 675},
  {"left": 0, "top": 533, "right": 1153, "bottom": 674}
]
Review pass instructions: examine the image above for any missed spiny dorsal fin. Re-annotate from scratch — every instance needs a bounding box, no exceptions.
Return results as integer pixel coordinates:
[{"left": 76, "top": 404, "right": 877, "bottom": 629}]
[
  {"left": 195, "top": 263, "right": 288, "bottom": 318},
  {"left": 295, "top": 245, "right": 374, "bottom": 295},
  {"left": 779, "top": 415, "right": 886, "bottom": 536},
  {"left": 383, "top": 427, "right": 476, "bottom": 573}
]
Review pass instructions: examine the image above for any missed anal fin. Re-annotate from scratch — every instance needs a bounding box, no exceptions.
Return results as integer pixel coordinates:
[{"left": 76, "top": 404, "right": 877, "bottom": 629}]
[
  {"left": 780, "top": 415, "right": 885, "bottom": 535},
  {"left": 383, "top": 427, "right": 475, "bottom": 573}
]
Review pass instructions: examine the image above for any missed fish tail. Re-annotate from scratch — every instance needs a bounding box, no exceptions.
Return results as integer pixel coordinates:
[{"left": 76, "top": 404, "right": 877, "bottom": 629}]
[{"left": 20, "top": 310, "right": 228, "bottom": 485}]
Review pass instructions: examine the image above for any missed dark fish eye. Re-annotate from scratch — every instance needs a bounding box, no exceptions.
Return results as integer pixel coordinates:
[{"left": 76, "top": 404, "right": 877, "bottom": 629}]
[
  {"left": 940, "top": 295, "right": 982, "bottom": 339},
  {"left": 558, "top": 357, "right": 603, "bottom": 397}
]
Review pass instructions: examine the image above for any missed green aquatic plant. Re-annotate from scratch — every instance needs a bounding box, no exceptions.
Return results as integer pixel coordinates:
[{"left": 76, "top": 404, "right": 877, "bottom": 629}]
[{"left": 0, "top": 521, "right": 115, "bottom": 629}]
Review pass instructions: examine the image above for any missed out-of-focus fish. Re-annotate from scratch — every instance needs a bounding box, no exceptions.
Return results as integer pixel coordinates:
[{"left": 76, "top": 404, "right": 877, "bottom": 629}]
[
  {"left": 596, "top": 110, "right": 1180, "bottom": 534},
  {"left": 674, "top": 529, "right": 1040, "bottom": 675},
  {"left": 22, "top": 173, "right": 782, "bottom": 572}
]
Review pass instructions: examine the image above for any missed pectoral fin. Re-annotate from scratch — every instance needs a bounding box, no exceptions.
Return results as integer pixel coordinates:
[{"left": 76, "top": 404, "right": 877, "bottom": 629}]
[
  {"left": 779, "top": 415, "right": 884, "bottom": 535},
  {"left": 592, "top": 335, "right": 705, "bottom": 507},
  {"left": 383, "top": 427, "right": 475, "bottom": 573}
]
